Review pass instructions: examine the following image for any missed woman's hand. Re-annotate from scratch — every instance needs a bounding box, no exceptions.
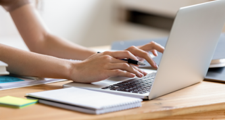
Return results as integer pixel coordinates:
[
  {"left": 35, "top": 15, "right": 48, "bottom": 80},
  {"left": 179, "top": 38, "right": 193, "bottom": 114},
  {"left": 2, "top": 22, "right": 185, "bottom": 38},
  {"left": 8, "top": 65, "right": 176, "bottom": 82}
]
[
  {"left": 70, "top": 41, "right": 164, "bottom": 83},
  {"left": 70, "top": 51, "right": 147, "bottom": 83},
  {"left": 126, "top": 41, "right": 164, "bottom": 68}
]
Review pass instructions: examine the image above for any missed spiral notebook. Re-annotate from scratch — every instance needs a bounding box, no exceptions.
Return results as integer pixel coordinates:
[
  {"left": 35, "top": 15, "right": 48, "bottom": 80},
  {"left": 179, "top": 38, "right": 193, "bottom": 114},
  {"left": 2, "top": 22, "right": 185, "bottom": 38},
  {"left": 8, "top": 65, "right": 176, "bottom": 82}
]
[{"left": 26, "top": 87, "right": 142, "bottom": 114}]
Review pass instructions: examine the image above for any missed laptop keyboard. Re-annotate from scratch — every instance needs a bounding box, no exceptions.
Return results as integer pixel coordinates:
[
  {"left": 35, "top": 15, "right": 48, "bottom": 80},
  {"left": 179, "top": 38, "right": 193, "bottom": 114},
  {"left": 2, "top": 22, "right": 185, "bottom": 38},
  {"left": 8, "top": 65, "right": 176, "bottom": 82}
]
[{"left": 101, "top": 72, "right": 156, "bottom": 94}]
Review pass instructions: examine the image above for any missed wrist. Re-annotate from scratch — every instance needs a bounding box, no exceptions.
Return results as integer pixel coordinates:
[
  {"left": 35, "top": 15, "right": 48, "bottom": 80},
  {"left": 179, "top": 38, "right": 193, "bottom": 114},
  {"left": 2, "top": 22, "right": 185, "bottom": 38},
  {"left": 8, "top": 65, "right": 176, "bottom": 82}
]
[
  {"left": 67, "top": 60, "right": 83, "bottom": 82},
  {"left": 84, "top": 50, "right": 96, "bottom": 59}
]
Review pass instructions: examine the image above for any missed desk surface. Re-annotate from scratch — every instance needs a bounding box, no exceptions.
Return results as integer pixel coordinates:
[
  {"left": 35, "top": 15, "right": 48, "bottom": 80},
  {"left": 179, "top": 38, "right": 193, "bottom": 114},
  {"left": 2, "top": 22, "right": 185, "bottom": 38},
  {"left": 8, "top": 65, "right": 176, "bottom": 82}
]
[
  {"left": 1, "top": 46, "right": 225, "bottom": 120},
  {"left": 1, "top": 81, "right": 225, "bottom": 120}
]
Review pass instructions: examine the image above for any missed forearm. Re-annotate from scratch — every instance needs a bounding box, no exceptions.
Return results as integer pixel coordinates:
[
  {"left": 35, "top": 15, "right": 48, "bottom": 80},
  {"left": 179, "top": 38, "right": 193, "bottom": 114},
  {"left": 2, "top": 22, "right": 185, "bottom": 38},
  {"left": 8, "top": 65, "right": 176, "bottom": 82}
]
[
  {"left": 30, "top": 34, "right": 96, "bottom": 60},
  {"left": 10, "top": 4, "right": 95, "bottom": 60},
  {"left": 0, "top": 44, "right": 74, "bottom": 79}
]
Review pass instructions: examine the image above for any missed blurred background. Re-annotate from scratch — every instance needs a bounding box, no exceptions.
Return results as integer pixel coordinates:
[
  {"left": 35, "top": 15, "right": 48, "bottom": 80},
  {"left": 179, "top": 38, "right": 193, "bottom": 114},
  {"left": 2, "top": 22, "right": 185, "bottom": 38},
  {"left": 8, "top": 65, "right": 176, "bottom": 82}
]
[{"left": 0, "top": 0, "right": 223, "bottom": 49}]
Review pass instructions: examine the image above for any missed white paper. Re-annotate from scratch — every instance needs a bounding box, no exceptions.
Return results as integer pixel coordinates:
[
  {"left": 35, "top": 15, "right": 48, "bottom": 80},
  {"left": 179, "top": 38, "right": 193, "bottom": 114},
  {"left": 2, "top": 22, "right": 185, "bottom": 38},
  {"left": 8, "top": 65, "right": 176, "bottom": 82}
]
[{"left": 0, "top": 77, "right": 67, "bottom": 90}]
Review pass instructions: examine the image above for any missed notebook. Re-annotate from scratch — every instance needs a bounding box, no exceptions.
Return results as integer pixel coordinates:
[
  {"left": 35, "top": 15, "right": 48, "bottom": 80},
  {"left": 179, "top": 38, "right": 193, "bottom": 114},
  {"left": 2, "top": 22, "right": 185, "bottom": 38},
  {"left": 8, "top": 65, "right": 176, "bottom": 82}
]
[
  {"left": 26, "top": 87, "right": 142, "bottom": 114},
  {"left": 0, "top": 76, "right": 24, "bottom": 83},
  {"left": 0, "top": 77, "right": 66, "bottom": 91}
]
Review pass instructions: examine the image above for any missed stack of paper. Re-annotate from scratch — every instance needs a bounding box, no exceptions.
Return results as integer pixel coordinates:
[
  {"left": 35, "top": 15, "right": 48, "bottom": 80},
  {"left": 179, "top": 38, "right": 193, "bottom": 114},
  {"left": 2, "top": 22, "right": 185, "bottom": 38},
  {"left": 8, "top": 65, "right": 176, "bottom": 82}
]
[
  {"left": 0, "top": 61, "right": 9, "bottom": 75},
  {"left": 0, "top": 77, "right": 66, "bottom": 91},
  {"left": 0, "top": 96, "right": 37, "bottom": 108}
]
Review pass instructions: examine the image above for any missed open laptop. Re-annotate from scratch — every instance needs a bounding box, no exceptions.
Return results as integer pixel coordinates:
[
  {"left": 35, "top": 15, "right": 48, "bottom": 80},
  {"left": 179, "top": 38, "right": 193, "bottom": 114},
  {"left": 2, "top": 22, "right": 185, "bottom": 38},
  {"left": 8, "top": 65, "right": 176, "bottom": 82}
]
[{"left": 64, "top": 0, "right": 225, "bottom": 100}]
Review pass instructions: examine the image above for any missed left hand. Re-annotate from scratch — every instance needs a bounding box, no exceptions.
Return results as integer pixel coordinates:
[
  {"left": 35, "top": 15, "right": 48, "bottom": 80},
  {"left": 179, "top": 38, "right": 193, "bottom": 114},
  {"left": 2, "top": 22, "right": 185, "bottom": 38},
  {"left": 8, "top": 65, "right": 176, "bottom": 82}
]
[{"left": 125, "top": 41, "right": 164, "bottom": 68}]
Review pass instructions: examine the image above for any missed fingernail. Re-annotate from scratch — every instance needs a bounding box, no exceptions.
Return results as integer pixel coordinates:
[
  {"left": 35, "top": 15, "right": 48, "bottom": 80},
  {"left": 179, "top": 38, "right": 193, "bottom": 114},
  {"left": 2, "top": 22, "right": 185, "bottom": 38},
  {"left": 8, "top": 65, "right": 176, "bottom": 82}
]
[
  {"left": 154, "top": 63, "right": 158, "bottom": 68},
  {"left": 141, "top": 70, "right": 147, "bottom": 74},
  {"left": 143, "top": 71, "right": 147, "bottom": 76},
  {"left": 139, "top": 73, "right": 143, "bottom": 77},
  {"left": 130, "top": 73, "right": 135, "bottom": 77},
  {"left": 155, "top": 52, "right": 158, "bottom": 56}
]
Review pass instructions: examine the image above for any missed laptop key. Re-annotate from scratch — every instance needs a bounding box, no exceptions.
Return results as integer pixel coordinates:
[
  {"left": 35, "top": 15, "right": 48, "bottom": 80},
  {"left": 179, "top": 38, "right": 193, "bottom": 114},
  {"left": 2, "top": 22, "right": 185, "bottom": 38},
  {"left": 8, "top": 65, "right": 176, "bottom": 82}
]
[{"left": 101, "top": 72, "right": 156, "bottom": 94}]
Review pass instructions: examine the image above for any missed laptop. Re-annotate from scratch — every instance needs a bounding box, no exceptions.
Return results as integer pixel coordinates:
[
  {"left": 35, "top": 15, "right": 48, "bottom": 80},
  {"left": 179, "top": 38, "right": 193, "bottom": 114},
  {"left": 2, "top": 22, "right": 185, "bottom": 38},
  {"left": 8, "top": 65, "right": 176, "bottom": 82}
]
[{"left": 64, "top": 0, "right": 225, "bottom": 100}]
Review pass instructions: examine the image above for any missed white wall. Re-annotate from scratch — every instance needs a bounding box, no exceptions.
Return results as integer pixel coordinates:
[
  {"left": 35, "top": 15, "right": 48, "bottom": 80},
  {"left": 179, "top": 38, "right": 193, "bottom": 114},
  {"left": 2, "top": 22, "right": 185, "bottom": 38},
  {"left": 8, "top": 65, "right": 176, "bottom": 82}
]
[
  {"left": 0, "top": 7, "right": 21, "bottom": 38},
  {"left": 0, "top": 0, "right": 117, "bottom": 47},
  {"left": 0, "top": 7, "right": 28, "bottom": 50},
  {"left": 39, "top": 0, "right": 117, "bottom": 47},
  {"left": 2, "top": 0, "right": 207, "bottom": 48}
]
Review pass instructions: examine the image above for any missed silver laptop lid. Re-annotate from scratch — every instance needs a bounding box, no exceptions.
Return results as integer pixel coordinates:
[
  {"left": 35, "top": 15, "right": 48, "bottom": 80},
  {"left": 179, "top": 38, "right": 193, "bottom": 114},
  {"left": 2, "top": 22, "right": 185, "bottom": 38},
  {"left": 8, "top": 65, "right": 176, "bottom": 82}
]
[{"left": 148, "top": 0, "right": 225, "bottom": 99}]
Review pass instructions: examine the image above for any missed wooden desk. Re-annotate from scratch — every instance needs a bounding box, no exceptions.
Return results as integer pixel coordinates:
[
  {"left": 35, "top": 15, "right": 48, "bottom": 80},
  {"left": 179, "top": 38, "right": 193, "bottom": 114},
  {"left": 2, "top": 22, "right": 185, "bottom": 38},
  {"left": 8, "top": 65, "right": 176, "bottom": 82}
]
[
  {"left": 1, "top": 81, "right": 225, "bottom": 120},
  {"left": 1, "top": 46, "right": 225, "bottom": 120}
]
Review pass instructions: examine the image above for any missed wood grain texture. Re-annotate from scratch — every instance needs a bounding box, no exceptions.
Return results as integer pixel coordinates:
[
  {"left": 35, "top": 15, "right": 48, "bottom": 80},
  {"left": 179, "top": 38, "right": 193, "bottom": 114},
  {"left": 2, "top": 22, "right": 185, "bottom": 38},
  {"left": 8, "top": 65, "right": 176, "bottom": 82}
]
[
  {"left": 1, "top": 81, "right": 225, "bottom": 120},
  {"left": 152, "top": 110, "right": 225, "bottom": 120}
]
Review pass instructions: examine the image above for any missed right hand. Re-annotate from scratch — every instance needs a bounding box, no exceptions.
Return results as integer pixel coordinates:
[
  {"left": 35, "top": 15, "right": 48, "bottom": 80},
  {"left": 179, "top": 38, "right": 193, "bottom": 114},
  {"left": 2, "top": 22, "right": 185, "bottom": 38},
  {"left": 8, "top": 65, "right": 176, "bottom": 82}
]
[{"left": 70, "top": 51, "right": 147, "bottom": 83}]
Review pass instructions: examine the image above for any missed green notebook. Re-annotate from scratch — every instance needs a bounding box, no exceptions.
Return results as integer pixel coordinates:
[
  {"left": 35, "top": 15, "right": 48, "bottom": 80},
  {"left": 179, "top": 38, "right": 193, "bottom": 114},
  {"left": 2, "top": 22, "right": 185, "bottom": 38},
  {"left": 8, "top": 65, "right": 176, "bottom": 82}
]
[{"left": 0, "top": 96, "right": 38, "bottom": 108}]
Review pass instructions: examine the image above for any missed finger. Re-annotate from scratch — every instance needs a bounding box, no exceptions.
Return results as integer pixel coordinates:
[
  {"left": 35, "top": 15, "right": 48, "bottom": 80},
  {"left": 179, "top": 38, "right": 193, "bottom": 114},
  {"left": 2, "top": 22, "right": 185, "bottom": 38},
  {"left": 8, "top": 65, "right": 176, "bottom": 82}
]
[
  {"left": 140, "top": 41, "right": 164, "bottom": 53},
  {"left": 151, "top": 49, "right": 158, "bottom": 56},
  {"left": 137, "top": 56, "right": 144, "bottom": 61},
  {"left": 127, "top": 46, "right": 158, "bottom": 68},
  {"left": 110, "top": 57, "right": 140, "bottom": 67},
  {"left": 107, "top": 63, "right": 143, "bottom": 77},
  {"left": 103, "top": 51, "right": 138, "bottom": 60},
  {"left": 110, "top": 58, "right": 127, "bottom": 63},
  {"left": 133, "top": 66, "right": 147, "bottom": 76},
  {"left": 99, "top": 55, "right": 127, "bottom": 64},
  {"left": 107, "top": 69, "right": 135, "bottom": 78}
]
